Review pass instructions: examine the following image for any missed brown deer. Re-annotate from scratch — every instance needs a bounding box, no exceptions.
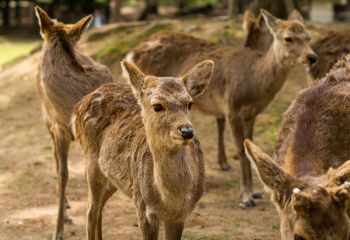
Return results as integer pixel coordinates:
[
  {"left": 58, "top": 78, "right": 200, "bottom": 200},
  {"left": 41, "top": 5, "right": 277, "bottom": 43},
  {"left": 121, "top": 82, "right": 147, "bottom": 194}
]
[
  {"left": 244, "top": 54, "right": 350, "bottom": 240},
  {"left": 72, "top": 60, "right": 214, "bottom": 240},
  {"left": 126, "top": 9, "right": 317, "bottom": 207},
  {"left": 310, "top": 28, "right": 350, "bottom": 79},
  {"left": 35, "top": 6, "right": 113, "bottom": 240}
]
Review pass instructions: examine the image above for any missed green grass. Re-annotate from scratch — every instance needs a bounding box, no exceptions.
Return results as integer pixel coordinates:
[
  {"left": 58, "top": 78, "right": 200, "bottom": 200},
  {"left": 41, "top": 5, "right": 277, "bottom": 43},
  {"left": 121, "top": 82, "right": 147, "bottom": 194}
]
[
  {"left": 95, "top": 22, "right": 172, "bottom": 61},
  {"left": 0, "top": 39, "right": 39, "bottom": 67}
]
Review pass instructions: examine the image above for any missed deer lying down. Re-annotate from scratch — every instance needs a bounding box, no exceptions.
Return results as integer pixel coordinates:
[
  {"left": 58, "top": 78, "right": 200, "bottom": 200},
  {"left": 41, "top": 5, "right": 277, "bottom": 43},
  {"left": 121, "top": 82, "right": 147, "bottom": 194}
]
[
  {"left": 35, "top": 6, "right": 113, "bottom": 240},
  {"left": 127, "top": 9, "right": 317, "bottom": 207},
  {"left": 245, "top": 55, "right": 350, "bottom": 240},
  {"left": 72, "top": 60, "right": 214, "bottom": 240}
]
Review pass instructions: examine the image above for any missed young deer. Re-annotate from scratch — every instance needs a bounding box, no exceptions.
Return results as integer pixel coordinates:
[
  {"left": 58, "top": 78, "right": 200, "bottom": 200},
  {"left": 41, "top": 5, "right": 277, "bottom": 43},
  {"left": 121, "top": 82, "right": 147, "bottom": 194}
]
[
  {"left": 126, "top": 9, "right": 317, "bottom": 207},
  {"left": 35, "top": 6, "right": 113, "bottom": 240},
  {"left": 72, "top": 60, "right": 214, "bottom": 240},
  {"left": 244, "top": 55, "right": 350, "bottom": 240}
]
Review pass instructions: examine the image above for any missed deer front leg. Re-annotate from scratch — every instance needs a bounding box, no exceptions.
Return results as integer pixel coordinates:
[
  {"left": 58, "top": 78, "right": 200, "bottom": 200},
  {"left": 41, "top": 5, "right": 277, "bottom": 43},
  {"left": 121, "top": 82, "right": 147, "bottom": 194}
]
[
  {"left": 242, "top": 117, "right": 262, "bottom": 200},
  {"left": 137, "top": 204, "right": 159, "bottom": 240},
  {"left": 227, "top": 115, "right": 255, "bottom": 208},
  {"left": 51, "top": 129, "right": 70, "bottom": 240},
  {"left": 164, "top": 221, "right": 184, "bottom": 240},
  {"left": 216, "top": 117, "right": 230, "bottom": 171}
]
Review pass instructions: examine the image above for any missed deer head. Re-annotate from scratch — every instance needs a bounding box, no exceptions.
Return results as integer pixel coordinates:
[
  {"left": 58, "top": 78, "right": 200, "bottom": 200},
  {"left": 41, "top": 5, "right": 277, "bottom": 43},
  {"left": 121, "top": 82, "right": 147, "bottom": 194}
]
[
  {"left": 121, "top": 60, "right": 214, "bottom": 148},
  {"left": 260, "top": 9, "right": 317, "bottom": 67},
  {"left": 35, "top": 6, "right": 93, "bottom": 44},
  {"left": 244, "top": 139, "right": 350, "bottom": 240}
]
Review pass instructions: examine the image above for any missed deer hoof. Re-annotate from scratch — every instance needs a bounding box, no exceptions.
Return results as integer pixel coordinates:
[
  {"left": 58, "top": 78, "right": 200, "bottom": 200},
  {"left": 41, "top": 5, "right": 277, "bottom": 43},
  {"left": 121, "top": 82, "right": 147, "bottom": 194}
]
[
  {"left": 52, "top": 235, "right": 64, "bottom": 240},
  {"left": 239, "top": 198, "right": 256, "bottom": 209},
  {"left": 251, "top": 192, "right": 263, "bottom": 199},
  {"left": 219, "top": 162, "right": 231, "bottom": 171}
]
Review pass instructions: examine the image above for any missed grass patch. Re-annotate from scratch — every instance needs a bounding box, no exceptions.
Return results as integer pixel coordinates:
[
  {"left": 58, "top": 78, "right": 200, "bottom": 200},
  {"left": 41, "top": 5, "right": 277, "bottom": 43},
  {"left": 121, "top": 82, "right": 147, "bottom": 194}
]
[
  {"left": 95, "top": 22, "right": 172, "bottom": 61},
  {"left": 0, "top": 38, "right": 40, "bottom": 67},
  {"left": 186, "top": 236, "right": 235, "bottom": 240}
]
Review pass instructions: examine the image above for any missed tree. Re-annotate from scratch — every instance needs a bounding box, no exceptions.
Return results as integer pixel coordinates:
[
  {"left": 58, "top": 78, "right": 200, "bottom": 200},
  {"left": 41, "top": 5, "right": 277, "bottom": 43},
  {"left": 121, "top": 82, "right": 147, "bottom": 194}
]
[
  {"left": 228, "top": 0, "right": 238, "bottom": 18},
  {"left": 139, "top": 0, "right": 158, "bottom": 21},
  {"left": 110, "top": 0, "right": 122, "bottom": 22}
]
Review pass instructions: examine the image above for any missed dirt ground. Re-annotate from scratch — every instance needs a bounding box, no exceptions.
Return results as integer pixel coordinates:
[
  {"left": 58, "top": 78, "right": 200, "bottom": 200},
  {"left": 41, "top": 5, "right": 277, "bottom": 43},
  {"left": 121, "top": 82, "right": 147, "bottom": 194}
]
[{"left": 0, "top": 18, "right": 343, "bottom": 240}]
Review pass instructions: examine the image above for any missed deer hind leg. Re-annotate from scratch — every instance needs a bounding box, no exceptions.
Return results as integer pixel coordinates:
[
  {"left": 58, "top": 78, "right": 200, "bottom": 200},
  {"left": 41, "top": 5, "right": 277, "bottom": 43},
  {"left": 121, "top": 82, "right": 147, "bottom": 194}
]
[
  {"left": 51, "top": 126, "right": 71, "bottom": 240},
  {"left": 242, "top": 117, "right": 262, "bottom": 200},
  {"left": 216, "top": 118, "right": 230, "bottom": 171},
  {"left": 86, "top": 162, "right": 116, "bottom": 240},
  {"left": 227, "top": 114, "right": 255, "bottom": 208},
  {"left": 164, "top": 221, "right": 184, "bottom": 240},
  {"left": 45, "top": 121, "right": 71, "bottom": 210}
]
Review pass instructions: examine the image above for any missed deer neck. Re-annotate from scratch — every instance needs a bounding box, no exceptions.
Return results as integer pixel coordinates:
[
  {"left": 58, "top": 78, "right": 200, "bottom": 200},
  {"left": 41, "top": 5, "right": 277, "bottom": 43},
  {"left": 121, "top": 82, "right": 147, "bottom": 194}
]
[
  {"left": 147, "top": 135, "right": 193, "bottom": 199},
  {"left": 42, "top": 38, "right": 83, "bottom": 71},
  {"left": 254, "top": 46, "right": 290, "bottom": 98}
]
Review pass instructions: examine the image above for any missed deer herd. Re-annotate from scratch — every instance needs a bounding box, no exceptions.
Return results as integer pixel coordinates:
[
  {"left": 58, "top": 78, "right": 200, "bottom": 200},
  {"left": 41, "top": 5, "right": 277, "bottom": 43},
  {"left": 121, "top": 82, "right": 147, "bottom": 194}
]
[{"left": 32, "top": 4, "right": 350, "bottom": 240}]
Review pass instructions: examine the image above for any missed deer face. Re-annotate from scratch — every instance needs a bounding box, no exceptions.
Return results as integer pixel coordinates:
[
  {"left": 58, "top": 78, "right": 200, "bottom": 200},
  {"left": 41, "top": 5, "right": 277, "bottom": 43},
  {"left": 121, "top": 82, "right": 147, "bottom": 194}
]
[
  {"left": 122, "top": 60, "right": 214, "bottom": 148},
  {"left": 261, "top": 9, "right": 317, "bottom": 67},
  {"left": 244, "top": 140, "right": 350, "bottom": 240},
  {"left": 35, "top": 6, "right": 92, "bottom": 44}
]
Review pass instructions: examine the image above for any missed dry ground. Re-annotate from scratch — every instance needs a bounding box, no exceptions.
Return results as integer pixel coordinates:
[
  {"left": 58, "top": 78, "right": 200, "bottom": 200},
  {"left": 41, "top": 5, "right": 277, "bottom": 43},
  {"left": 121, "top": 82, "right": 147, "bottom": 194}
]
[{"left": 0, "top": 17, "right": 345, "bottom": 240}]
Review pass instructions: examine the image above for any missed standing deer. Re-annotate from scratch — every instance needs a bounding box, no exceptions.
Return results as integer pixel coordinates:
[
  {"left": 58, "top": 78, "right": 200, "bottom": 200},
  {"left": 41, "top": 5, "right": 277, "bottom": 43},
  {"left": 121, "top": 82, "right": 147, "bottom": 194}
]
[
  {"left": 126, "top": 9, "right": 317, "bottom": 207},
  {"left": 244, "top": 54, "right": 350, "bottom": 240},
  {"left": 72, "top": 60, "right": 214, "bottom": 240},
  {"left": 35, "top": 6, "right": 113, "bottom": 240}
]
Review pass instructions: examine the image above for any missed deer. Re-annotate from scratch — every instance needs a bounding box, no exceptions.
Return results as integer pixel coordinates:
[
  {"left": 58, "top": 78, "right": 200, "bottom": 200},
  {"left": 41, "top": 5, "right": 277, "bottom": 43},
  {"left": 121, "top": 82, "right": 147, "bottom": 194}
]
[
  {"left": 244, "top": 54, "right": 350, "bottom": 240},
  {"left": 126, "top": 9, "right": 317, "bottom": 207},
  {"left": 72, "top": 59, "right": 214, "bottom": 240},
  {"left": 34, "top": 6, "right": 113, "bottom": 240},
  {"left": 310, "top": 28, "right": 350, "bottom": 79}
]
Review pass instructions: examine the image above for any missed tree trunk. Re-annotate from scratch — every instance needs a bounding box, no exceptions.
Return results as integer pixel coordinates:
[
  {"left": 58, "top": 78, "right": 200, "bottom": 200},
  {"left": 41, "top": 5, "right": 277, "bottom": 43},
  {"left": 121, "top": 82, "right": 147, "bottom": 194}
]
[
  {"left": 139, "top": 0, "right": 158, "bottom": 21},
  {"left": 250, "top": 0, "right": 289, "bottom": 19},
  {"left": 228, "top": 0, "right": 238, "bottom": 18},
  {"left": 110, "top": 0, "right": 122, "bottom": 22},
  {"left": 3, "top": 0, "right": 10, "bottom": 28}
]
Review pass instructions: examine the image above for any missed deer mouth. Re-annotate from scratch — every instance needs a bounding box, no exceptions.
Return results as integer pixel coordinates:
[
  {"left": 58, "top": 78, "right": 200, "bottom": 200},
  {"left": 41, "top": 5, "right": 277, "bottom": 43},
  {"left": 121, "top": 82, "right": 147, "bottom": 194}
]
[{"left": 170, "top": 132, "right": 192, "bottom": 146}]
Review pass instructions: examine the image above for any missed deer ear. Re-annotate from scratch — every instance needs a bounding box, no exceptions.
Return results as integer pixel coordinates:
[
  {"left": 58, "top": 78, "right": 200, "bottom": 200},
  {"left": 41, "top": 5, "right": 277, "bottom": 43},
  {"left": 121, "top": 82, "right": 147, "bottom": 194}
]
[
  {"left": 182, "top": 60, "right": 214, "bottom": 97},
  {"left": 242, "top": 9, "right": 256, "bottom": 32},
  {"left": 121, "top": 60, "right": 145, "bottom": 95},
  {"left": 288, "top": 9, "right": 304, "bottom": 23},
  {"left": 260, "top": 9, "right": 279, "bottom": 34},
  {"left": 71, "top": 15, "right": 93, "bottom": 40},
  {"left": 34, "top": 6, "right": 54, "bottom": 39},
  {"left": 244, "top": 139, "right": 302, "bottom": 207}
]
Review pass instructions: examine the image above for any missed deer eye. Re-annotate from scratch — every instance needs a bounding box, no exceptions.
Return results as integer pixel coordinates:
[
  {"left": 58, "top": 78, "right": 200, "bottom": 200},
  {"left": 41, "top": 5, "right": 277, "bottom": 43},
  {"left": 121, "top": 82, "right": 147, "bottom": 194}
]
[
  {"left": 294, "top": 234, "right": 305, "bottom": 240},
  {"left": 152, "top": 104, "right": 164, "bottom": 112},
  {"left": 188, "top": 102, "right": 193, "bottom": 110},
  {"left": 284, "top": 37, "right": 293, "bottom": 43}
]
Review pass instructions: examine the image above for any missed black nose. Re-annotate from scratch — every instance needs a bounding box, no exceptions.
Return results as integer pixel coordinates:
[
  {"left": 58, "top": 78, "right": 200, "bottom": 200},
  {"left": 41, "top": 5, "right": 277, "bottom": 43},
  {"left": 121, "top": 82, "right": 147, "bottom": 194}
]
[
  {"left": 179, "top": 127, "right": 194, "bottom": 140},
  {"left": 308, "top": 54, "right": 317, "bottom": 65}
]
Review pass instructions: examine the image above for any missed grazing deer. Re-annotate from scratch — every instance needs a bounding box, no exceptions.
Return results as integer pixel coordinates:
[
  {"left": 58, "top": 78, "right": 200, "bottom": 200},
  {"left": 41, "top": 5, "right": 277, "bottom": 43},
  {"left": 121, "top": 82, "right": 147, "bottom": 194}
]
[
  {"left": 310, "top": 28, "right": 350, "bottom": 79},
  {"left": 126, "top": 9, "right": 317, "bottom": 207},
  {"left": 244, "top": 54, "right": 350, "bottom": 240},
  {"left": 72, "top": 60, "right": 213, "bottom": 240},
  {"left": 35, "top": 6, "right": 113, "bottom": 240}
]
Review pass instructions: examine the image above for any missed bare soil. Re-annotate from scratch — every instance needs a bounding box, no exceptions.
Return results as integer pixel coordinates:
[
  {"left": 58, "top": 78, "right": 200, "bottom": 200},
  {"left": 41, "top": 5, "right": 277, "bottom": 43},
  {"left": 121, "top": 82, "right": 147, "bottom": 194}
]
[{"left": 0, "top": 18, "right": 343, "bottom": 240}]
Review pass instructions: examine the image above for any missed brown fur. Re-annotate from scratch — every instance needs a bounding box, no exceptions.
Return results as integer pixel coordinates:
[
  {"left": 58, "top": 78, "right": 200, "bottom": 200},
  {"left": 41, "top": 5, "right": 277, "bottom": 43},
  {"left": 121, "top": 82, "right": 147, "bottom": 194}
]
[
  {"left": 35, "top": 6, "right": 113, "bottom": 240},
  {"left": 310, "top": 29, "right": 350, "bottom": 79},
  {"left": 126, "top": 9, "right": 316, "bottom": 207},
  {"left": 245, "top": 54, "right": 350, "bottom": 239},
  {"left": 72, "top": 60, "right": 214, "bottom": 240}
]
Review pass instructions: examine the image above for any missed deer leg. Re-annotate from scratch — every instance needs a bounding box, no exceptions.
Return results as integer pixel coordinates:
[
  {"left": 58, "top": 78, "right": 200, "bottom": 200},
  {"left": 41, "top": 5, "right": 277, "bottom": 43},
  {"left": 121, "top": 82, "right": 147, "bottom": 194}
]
[
  {"left": 86, "top": 162, "right": 115, "bottom": 240},
  {"left": 45, "top": 121, "right": 70, "bottom": 210},
  {"left": 227, "top": 115, "right": 255, "bottom": 208},
  {"left": 164, "top": 221, "right": 184, "bottom": 240},
  {"left": 137, "top": 203, "right": 159, "bottom": 240},
  {"left": 242, "top": 117, "right": 262, "bottom": 200},
  {"left": 52, "top": 129, "right": 70, "bottom": 240},
  {"left": 216, "top": 117, "right": 230, "bottom": 171}
]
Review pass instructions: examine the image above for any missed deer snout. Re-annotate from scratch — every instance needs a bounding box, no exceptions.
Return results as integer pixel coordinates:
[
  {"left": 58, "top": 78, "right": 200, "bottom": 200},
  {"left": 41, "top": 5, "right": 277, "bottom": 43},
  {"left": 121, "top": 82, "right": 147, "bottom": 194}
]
[
  {"left": 307, "top": 54, "right": 318, "bottom": 65},
  {"left": 179, "top": 125, "right": 194, "bottom": 140}
]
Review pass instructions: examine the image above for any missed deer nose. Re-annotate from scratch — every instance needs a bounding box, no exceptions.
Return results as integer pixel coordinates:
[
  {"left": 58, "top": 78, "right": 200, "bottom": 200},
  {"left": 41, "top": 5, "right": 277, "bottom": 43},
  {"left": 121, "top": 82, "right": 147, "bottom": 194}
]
[
  {"left": 179, "top": 126, "right": 194, "bottom": 140},
  {"left": 307, "top": 54, "right": 317, "bottom": 65}
]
